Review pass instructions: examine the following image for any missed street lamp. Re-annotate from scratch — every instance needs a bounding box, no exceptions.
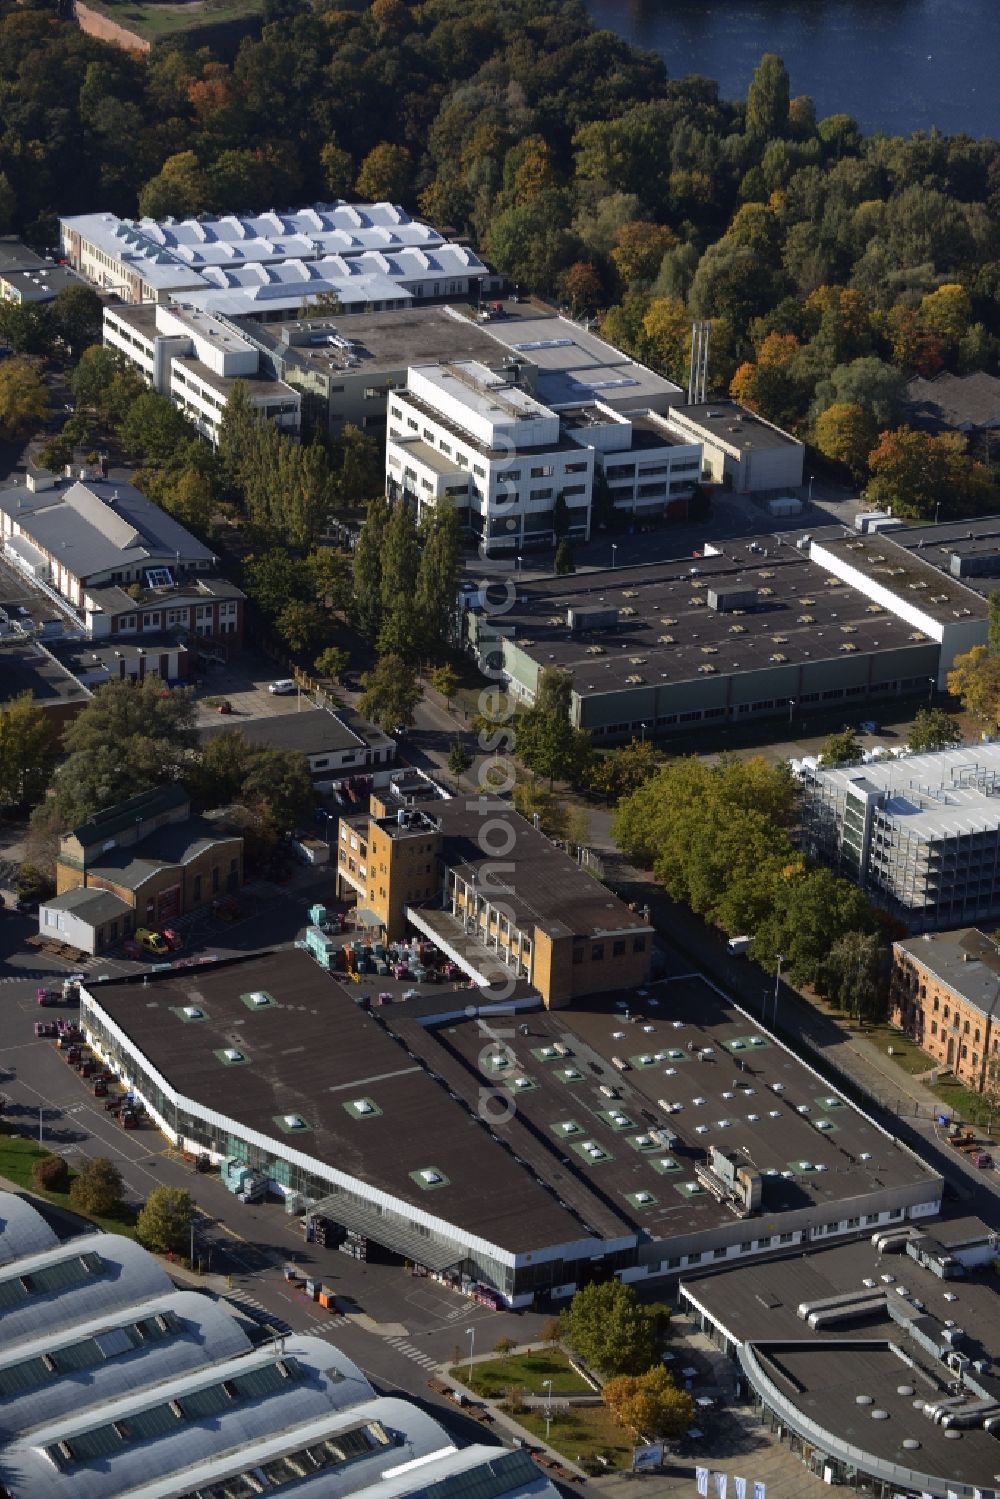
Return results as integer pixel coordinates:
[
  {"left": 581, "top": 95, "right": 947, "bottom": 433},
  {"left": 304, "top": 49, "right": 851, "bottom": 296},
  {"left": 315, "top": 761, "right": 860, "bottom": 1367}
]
[
  {"left": 788, "top": 697, "right": 796, "bottom": 725},
  {"left": 928, "top": 675, "right": 936, "bottom": 704},
  {"left": 773, "top": 954, "right": 783, "bottom": 1029},
  {"left": 516, "top": 554, "right": 522, "bottom": 578},
  {"left": 640, "top": 722, "right": 647, "bottom": 744},
  {"left": 543, "top": 1377, "right": 553, "bottom": 1442},
  {"left": 611, "top": 543, "right": 618, "bottom": 570},
  {"left": 466, "top": 1327, "right": 475, "bottom": 1387}
]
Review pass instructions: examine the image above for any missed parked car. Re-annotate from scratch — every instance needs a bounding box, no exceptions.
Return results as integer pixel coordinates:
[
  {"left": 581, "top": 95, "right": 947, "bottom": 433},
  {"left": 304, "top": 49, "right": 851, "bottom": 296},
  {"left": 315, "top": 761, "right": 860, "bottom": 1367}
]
[
  {"left": 268, "top": 679, "right": 296, "bottom": 695},
  {"left": 135, "top": 928, "right": 170, "bottom": 956},
  {"left": 161, "top": 927, "right": 184, "bottom": 951}
]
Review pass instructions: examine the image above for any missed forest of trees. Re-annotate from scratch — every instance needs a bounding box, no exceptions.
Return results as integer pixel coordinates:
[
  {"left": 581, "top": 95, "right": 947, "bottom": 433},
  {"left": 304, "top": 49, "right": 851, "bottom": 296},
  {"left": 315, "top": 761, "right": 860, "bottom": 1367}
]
[{"left": 0, "top": 0, "right": 996, "bottom": 520}]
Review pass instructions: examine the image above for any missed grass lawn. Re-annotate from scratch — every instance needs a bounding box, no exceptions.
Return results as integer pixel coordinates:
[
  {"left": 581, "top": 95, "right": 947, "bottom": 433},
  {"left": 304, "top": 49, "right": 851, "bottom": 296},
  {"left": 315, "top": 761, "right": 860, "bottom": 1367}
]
[
  {"left": 448, "top": 1350, "right": 591, "bottom": 1399},
  {"left": 80, "top": 0, "right": 262, "bottom": 41},
  {"left": 0, "top": 1128, "right": 138, "bottom": 1237},
  {"left": 930, "top": 1077, "right": 998, "bottom": 1136},
  {"left": 852, "top": 1022, "right": 934, "bottom": 1077},
  {"left": 514, "top": 1403, "right": 633, "bottom": 1470}
]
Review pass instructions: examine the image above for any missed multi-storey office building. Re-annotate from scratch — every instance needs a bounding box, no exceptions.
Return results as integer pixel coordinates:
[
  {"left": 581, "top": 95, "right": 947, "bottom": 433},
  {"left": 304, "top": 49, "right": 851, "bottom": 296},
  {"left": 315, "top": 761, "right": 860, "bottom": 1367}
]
[
  {"left": 104, "top": 301, "right": 300, "bottom": 446},
  {"left": 890, "top": 927, "right": 1000, "bottom": 1091},
  {"left": 384, "top": 362, "right": 702, "bottom": 553},
  {"left": 801, "top": 744, "right": 1000, "bottom": 929}
]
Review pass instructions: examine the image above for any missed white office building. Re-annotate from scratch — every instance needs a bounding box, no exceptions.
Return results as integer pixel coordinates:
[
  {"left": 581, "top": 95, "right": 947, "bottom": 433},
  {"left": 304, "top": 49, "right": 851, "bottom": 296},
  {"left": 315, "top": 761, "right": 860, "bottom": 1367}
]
[
  {"left": 386, "top": 362, "right": 703, "bottom": 554},
  {"left": 104, "top": 301, "right": 300, "bottom": 445}
]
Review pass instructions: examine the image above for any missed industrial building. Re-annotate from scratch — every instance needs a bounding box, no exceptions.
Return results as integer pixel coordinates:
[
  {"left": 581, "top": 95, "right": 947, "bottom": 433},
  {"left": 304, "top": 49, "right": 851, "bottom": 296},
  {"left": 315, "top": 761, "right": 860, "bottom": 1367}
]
[
  {"left": 661, "top": 399, "right": 804, "bottom": 493},
  {"left": 335, "top": 793, "right": 653, "bottom": 1005},
  {"left": 104, "top": 301, "right": 301, "bottom": 447},
  {"left": 241, "top": 298, "right": 684, "bottom": 440},
  {"left": 0, "top": 1193, "right": 554, "bottom": 1499},
  {"left": 680, "top": 1216, "right": 1000, "bottom": 1499},
  {"left": 464, "top": 537, "right": 944, "bottom": 742},
  {"left": 61, "top": 202, "right": 491, "bottom": 314},
  {"left": 0, "top": 470, "right": 245, "bottom": 655},
  {"left": 801, "top": 743, "right": 1000, "bottom": 930},
  {"left": 44, "top": 784, "right": 243, "bottom": 948},
  {"left": 890, "top": 927, "right": 1000, "bottom": 1092},
  {"left": 78, "top": 950, "right": 942, "bottom": 1308}
]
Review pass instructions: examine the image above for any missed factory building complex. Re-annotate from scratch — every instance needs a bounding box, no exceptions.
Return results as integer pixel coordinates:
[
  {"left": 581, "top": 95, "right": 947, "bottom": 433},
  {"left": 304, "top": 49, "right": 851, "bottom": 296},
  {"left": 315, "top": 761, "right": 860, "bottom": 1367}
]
[
  {"left": 464, "top": 515, "right": 991, "bottom": 741},
  {"left": 0, "top": 1192, "right": 557, "bottom": 1499},
  {"left": 76, "top": 943, "right": 943, "bottom": 1310}
]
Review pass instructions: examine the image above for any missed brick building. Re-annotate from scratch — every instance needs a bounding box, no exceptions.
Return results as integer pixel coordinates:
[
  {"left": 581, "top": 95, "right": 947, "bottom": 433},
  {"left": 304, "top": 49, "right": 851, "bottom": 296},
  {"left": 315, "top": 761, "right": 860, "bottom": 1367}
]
[
  {"left": 54, "top": 785, "right": 243, "bottom": 930},
  {"left": 890, "top": 927, "right": 1000, "bottom": 1093},
  {"left": 336, "top": 794, "right": 652, "bottom": 1007}
]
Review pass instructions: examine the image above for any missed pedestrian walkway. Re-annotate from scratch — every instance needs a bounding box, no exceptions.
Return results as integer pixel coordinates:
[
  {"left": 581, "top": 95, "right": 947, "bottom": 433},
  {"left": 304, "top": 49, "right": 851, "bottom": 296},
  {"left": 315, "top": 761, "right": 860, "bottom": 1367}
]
[{"left": 382, "top": 1333, "right": 441, "bottom": 1371}]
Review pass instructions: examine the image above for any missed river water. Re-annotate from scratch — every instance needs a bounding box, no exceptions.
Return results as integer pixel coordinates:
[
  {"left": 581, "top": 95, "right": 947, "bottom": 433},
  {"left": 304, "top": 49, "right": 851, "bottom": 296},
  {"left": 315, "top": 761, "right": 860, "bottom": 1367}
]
[{"left": 584, "top": 0, "right": 999, "bottom": 139}]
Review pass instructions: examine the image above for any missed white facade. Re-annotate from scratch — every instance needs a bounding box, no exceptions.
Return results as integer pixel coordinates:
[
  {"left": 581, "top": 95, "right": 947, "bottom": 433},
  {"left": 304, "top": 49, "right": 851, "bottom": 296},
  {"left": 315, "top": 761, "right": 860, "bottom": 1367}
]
[
  {"left": 104, "top": 302, "right": 300, "bottom": 446},
  {"left": 386, "top": 361, "right": 594, "bottom": 553},
  {"left": 63, "top": 202, "right": 489, "bottom": 316}
]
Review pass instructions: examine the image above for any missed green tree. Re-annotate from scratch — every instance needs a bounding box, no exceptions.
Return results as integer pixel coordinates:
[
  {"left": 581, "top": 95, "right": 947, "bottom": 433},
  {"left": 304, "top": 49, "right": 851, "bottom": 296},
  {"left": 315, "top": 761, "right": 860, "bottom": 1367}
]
[
  {"left": 378, "top": 499, "right": 420, "bottom": 657},
  {"left": 52, "top": 284, "right": 102, "bottom": 355},
  {"left": 53, "top": 677, "right": 197, "bottom": 825},
  {"left": 516, "top": 668, "right": 592, "bottom": 787},
  {"left": 32, "top": 1154, "right": 70, "bottom": 1193},
  {"left": 989, "top": 590, "right": 1000, "bottom": 656},
  {"left": 355, "top": 141, "right": 412, "bottom": 202},
  {"left": 69, "top": 1156, "right": 124, "bottom": 1217},
  {"left": 0, "top": 302, "right": 52, "bottom": 357},
  {"left": 554, "top": 539, "right": 575, "bottom": 575},
  {"left": 947, "top": 646, "right": 1000, "bottom": 729},
  {"left": 448, "top": 738, "right": 472, "bottom": 783},
  {"left": 244, "top": 549, "right": 310, "bottom": 623},
  {"left": 135, "top": 1185, "right": 195, "bottom": 1255},
  {"left": 603, "top": 1366, "right": 694, "bottom": 1441},
  {"left": 275, "top": 598, "right": 324, "bottom": 655},
  {"left": 908, "top": 707, "right": 962, "bottom": 753},
  {"left": 241, "top": 748, "right": 314, "bottom": 829},
  {"left": 218, "top": 380, "right": 257, "bottom": 488},
  {"left": 753, "top": 865, "right": 875, "bottom": 988},
  {"left": 314, "top": 645, "right": 349, "bottom": 680},
  {"left": 587, "top": 738, "right": 663, "bottom": 803},
  {"left": 0, "top": 692, "right": 55, "bottom": 810},
  {"left": 746, "top": 53, "right": 790, "bottom": 139},
  {"left": 819, "top": 728, "right": 863, "bottom": 766},
  {"left": 813, "top": 357, "right": 905, "bottom": 428},
  {"left": 358, "top": 654, "right": 421, "bottom": 728},
  {"left": 120, "top": 391, "right": 191, "bottom": 465},
  {"left": 816, "top": 930, "right": 884, "bottom": 1020},
  {"left": 189, "top": 729, "right": 250, "bottom": 810},
  {"left": 414, "top": 505, "right": 460, "bottom": 659},
  {"left": 307, "top": 548, "right": 352, "bottom": 615},
  {"left": 352, "top": 493, "right": 391, "bottom": 640},
  {"left": 813, "top": 402, "right": 878, "bottom": 480},
  {"left": 71, "top": 345, "right": 128, "bottom": 418},
  {"left": 431, "top": 664, "right": 459, "bottom": 706},
  {"left": 561, "top": 1281, "right": 659, "bottom": 1377},
  {"left": 138, "top": 150, "right": 209, "bottom": 218},
  {"left": 338, "top": 424, "right": 382, "bottom": 507},
  {"left": 0, "top": 357, "right": 48, "bottom": 439}
]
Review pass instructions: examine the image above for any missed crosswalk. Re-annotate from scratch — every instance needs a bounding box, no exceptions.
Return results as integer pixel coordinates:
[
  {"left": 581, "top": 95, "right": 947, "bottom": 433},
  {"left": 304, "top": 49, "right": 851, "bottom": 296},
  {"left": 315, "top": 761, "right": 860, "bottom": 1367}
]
[
  {"left": 383, "top": 1335, "right": 441, "bottom": 1371},
  {"left": 223, "top": 1289, "right": 346, "bottom": 1336}
]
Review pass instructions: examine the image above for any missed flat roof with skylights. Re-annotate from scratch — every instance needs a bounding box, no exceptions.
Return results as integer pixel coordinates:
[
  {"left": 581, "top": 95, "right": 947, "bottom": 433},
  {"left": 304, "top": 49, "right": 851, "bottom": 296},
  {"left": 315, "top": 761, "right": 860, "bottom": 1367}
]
[{"left": 79, "top": 954, "right": 941, "bottom": 1303}]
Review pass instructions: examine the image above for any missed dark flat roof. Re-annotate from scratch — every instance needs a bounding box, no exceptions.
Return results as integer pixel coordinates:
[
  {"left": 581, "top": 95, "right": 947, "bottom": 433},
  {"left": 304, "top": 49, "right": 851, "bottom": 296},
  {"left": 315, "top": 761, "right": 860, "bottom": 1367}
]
[
  {"left": 672, "top": 401, "right": 801, "bottom": 451},
  {"left": 0, "top": 642, "right": 89, "bottom": 708},
  {"left": 904, "top": 370, "right": 1000, "bottom": 431},
  {"left": 247, "top": 305, "right": 505, "bottom": 379},
  {"left": 475, "top": 541, "right": 937, "bottom": 693},
  {"left": 89, "top": 950, "right": 584, "bottom": 1255},
  {"left": 50, "top": 637, "right": 191, "bottom": 673},
  {"left": 682, "top": 1229, "right": 1000, "bottom": 1490},
  {"left": 392, "top": 800, "right": 651, "bottom": 941},
  {"left": 200, "top": 707, "right": 365, "bottom": 757}
]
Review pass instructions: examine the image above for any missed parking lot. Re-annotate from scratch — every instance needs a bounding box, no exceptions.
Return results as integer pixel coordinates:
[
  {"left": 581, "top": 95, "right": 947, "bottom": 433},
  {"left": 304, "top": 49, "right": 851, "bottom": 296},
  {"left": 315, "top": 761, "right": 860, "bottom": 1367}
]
[{"left": 192, "top": 649, "right": 315, "bottom": 727}]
